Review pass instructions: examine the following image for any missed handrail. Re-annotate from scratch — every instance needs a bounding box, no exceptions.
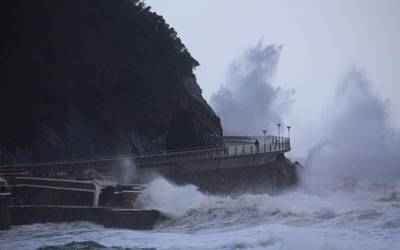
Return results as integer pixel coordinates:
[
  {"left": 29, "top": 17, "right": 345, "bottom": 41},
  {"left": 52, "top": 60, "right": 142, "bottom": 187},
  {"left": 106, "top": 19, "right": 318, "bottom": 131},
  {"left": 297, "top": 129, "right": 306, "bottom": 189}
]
[
  {"left": 0, "top": 145, "right": 225, "bottom": 168},
  {"left": 0, "top": 136, "right": 290, "bottom": 172}
]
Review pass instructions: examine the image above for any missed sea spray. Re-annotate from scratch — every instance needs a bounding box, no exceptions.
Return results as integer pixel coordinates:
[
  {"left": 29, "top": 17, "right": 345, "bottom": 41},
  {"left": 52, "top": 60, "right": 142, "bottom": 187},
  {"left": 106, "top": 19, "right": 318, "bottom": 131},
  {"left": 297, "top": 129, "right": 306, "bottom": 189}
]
[
  {"left": 134, "top": 177, "right": 393, "bottom": 232},
  {"left": 118, "top": 158, "right": 136, "bottom": 184},
  {"left": 3, "top": 178, "right": 400, "bottom": 249},
  {"left": 210, "top": 42, "right": 295, "bottom": 135},
  {"left": 303, "top": 69, "right": 400, "bottom": 189},
  {"left": 136, "top": 177, "right": 216, "bottom": 217}
]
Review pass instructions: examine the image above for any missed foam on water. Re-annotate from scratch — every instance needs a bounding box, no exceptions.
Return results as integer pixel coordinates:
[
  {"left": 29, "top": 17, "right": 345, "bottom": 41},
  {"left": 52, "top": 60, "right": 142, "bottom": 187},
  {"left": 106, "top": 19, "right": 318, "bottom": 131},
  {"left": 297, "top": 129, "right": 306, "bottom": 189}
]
[
  {"left": 136, "top": 178, "right": 216, "bottom": 218},
  {"left": 2, "top": 176, "right": 399, "bottom": 250}
]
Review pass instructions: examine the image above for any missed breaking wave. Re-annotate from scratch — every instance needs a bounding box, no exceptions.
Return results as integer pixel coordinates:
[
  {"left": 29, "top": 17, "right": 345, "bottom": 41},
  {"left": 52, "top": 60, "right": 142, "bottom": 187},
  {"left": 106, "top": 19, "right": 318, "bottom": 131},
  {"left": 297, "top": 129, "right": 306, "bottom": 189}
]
[
  {"left": 1, "top": 177, "right": 400, "bottom": 249},
  {"left": 2, "top": 62, "right": 400, "bottom": 250}
]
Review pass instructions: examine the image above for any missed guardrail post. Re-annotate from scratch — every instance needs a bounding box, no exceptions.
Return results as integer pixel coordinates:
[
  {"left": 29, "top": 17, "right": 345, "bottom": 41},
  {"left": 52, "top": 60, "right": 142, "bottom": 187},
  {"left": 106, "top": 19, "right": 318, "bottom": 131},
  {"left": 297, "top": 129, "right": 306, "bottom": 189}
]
[
  {"left": 242, "top": 145, "right": 245, "bottom": 154},
  {"left": 235, "top": 145, "right": 237, "bottom": 155}
]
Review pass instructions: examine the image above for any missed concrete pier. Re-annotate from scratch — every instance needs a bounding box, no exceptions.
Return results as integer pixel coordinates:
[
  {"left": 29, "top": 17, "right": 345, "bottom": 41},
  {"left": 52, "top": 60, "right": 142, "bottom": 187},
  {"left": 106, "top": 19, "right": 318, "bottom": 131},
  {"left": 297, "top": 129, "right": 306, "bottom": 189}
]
[
  {"left": 10, "top": 206, "right": 159, "bottom": 230},
  {"left": 0, "top": 177, "right": 11, "bottom": 230},
  {"left": 0, "top": 193, "right": 11, "bottom": 230},
  {"left": 1, "top": 177, "right": 159, "bottom": 230}
]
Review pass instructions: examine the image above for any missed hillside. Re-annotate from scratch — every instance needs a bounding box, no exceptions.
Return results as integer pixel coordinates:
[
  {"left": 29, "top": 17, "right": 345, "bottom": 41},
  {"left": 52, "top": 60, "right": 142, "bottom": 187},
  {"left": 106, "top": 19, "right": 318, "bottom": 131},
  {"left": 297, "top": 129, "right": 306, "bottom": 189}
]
[{"left": 0, "top": 0, "right": 222, "bottom": 163}]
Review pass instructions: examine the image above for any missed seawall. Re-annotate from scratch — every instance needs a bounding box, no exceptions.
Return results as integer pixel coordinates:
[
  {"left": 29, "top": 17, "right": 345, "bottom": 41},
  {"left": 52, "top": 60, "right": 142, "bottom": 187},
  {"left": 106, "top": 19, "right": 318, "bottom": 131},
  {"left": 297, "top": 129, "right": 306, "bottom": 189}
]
[
  {"left": 10, "top": 206, "right": 159, "bottom": 230},
  {"left": 136, "top": 152, "right": 297, "bottom": 194},
  {"left": 1, "top": 139, "right": 297, "bottom": 194}
]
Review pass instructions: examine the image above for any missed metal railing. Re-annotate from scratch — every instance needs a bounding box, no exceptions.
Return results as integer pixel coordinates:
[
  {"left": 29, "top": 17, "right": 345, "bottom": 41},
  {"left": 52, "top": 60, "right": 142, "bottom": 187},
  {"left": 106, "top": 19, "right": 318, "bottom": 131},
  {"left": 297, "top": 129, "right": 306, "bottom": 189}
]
[
  {"left": 0, "top": 136, "right": 290, "bottom": 176},
  {"left": 79, "top": 170, "right": 116, "bottom": 185},
  {"left": 135, "top": 136, "right": 290, "bottom": 167},
  {"left": 226, "top": 136, "right": 290, "bottom": 156}
]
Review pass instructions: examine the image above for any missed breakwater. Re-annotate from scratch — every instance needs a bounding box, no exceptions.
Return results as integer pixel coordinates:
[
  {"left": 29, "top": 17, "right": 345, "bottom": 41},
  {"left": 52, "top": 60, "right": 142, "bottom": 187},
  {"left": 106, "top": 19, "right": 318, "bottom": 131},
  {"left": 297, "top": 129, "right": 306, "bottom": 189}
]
[
  {"left": 0, "top": 177, "right": 159, "bottom": 231},
  {"left": 9, "top": 205, "right": 159, "bottom": 230}
]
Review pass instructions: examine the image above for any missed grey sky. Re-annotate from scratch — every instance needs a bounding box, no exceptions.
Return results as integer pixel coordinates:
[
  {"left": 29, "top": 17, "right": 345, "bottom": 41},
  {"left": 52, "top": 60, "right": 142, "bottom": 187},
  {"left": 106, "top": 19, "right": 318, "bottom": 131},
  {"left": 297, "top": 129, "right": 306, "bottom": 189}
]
[{"left": 145, "top": 0, "right": 400, "bottom": 156}]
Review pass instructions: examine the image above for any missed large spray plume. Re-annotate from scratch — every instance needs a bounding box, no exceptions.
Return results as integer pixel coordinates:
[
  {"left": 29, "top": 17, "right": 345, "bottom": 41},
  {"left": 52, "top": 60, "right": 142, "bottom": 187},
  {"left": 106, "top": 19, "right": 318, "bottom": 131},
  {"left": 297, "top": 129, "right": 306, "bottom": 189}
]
[
  {"left": 210, "top": 42, "right": 295, "bottom": 135},
  {"left": 304, "top": 68, "right": 400, "bottom": 186}
]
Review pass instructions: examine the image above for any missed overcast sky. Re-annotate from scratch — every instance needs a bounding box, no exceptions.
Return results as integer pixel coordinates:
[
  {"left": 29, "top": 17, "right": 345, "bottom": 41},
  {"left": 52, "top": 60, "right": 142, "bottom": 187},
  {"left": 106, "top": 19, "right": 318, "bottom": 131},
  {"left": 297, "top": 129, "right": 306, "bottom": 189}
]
[{"left": 145, "top": 0, "right": 400, "bottom": 156}]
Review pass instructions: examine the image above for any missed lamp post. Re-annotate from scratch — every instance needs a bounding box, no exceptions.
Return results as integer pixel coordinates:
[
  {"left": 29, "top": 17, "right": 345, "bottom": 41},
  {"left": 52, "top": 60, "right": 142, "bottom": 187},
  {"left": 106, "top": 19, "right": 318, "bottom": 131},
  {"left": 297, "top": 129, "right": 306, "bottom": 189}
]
[
  {"left": 262, "top": 130, "right": 267, "bottom": 152},
  {"left": 286, "top": 126, "right": 291, "bottom": 138},
  {"left": 277, "top": 123, "right": 281, "bottom": 137},
  {"left": 262, "top": 130, "right": 267, "bottom": 145}
]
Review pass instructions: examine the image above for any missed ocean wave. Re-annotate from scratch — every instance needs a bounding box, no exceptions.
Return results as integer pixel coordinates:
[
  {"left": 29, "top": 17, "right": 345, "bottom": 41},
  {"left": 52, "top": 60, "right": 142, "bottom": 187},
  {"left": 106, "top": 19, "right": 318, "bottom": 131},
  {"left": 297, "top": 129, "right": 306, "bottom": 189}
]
[{"left": 2, "top": 178, "right": 400, "bottom": 250}]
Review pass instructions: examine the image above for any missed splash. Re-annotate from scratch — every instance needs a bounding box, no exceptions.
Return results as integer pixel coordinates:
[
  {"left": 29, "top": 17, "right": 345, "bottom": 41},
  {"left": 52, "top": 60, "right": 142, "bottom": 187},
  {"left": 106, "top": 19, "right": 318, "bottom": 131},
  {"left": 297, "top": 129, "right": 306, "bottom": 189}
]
[
  {"left": 210, "top": 42, "right": 295, "bottom": 135},
  {"left": 136, "top": 178, "right": 215, "bottom": 217},
  {"left": 117, "top": 158, "right": 136, "bottom": 184},
  {"left": 3, "top": 178, "right": 400, "bottom": 250},
  {"left": 304, "top": 68, "right": 400, "bottom": 188}
]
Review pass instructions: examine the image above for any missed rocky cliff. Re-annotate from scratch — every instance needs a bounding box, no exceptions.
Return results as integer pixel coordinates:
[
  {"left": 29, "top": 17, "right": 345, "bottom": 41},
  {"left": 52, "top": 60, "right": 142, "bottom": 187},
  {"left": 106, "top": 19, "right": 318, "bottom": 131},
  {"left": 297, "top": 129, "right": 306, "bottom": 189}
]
[{"left": 0, "top": 0, "right": 222, "bottom": 163}]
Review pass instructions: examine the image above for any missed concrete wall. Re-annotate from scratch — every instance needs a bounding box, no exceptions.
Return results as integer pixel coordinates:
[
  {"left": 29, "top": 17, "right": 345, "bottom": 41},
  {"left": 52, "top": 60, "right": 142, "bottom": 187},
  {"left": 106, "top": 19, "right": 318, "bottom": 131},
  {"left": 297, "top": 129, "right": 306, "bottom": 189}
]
[
  {"left": 0, "top": 193, "right": 11, "bottom": 230},
  {"left": 10, "top": 206, "right": 103, "bottom": 225},
  {"left": 136, "top": 152, "right": 279, "bottom": 175},
  {"left": 11, "top": 185, "right": 94, "bottom": 206},
  {"left": 8, "top": 177, "right": 95, "bottom": 190},
  {"left": 10, "top": 206, "right": 159, "bottom": 230},
  {"left": 2, "top": 149, "right": 297, "bottom": 195},
  {"left": 135, "top": 152, "right": 298, "bottom": 194},
  {"left": 5, "top": 177, "right": 97, "bottom": 206}
]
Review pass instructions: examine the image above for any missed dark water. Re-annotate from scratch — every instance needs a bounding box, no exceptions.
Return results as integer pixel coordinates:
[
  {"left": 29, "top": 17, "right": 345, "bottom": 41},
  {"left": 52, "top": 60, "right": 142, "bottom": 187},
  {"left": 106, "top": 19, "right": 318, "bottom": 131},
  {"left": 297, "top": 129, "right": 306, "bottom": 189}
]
[{"left": 37, "top": 241, "right": 155, "bottom": 249}]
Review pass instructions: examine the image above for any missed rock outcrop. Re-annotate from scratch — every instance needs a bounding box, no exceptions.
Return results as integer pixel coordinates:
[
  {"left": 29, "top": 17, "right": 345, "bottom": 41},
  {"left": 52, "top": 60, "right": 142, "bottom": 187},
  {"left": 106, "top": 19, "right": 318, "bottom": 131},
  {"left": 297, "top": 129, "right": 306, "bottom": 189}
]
[{"left": 0, "top": 0, "right": 222, "bottom": 163}]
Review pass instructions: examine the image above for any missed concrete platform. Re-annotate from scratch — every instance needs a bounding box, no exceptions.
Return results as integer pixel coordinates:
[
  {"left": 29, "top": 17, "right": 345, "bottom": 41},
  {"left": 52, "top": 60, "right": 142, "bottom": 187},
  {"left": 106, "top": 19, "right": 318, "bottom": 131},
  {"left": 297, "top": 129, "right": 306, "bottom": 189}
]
[
  {"left": 0, "top": 193, "right": 11, "bottom": 230},
  {"left": 10, "top": 205, "right": 159, "bottom": 230}
]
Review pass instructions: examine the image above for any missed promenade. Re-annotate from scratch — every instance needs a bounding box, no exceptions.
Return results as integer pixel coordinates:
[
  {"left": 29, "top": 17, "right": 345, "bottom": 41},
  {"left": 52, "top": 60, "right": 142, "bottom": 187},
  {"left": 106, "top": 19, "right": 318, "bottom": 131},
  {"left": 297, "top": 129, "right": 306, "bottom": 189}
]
[{"left": 0, "top": 136, "right": 290, "bottom": 179}]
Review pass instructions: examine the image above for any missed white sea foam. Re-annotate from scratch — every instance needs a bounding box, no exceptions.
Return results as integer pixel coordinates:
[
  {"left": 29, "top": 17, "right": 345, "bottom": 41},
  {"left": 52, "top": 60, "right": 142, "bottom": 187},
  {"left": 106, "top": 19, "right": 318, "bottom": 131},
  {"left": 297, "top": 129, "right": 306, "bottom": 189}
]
[
  {"left": 136, "top": 177, "right": 216, "bottom": 218},
  {"left": 2, "top": 177, "right": 400, "bottom": 250}
]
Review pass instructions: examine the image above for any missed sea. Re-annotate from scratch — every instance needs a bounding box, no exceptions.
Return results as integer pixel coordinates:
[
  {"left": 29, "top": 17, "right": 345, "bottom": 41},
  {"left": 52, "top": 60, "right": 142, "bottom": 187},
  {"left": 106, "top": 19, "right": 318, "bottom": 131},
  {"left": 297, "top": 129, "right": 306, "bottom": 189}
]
[{"left": 1, "top": 173, "right": 400, "bottom": 250}]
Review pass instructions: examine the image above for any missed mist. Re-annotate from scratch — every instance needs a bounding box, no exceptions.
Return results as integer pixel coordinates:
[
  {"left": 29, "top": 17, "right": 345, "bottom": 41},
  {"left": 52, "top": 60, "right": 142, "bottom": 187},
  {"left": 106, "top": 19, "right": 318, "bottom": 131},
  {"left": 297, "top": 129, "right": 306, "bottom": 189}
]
[
  {"left": 136, "top": 178, "right": 213, "bottom": 217},
  {"left": 304, "top": 68, "right": 400, "bottom": 186},
  {"left": 210, "top": 41, "right": 400, "bottom": 184},
  {"left": 210, "top": 42, "right": 295, "bottom": 136},
  {"left": 118, "top": 158, "right": 136, "bottom": 184}
]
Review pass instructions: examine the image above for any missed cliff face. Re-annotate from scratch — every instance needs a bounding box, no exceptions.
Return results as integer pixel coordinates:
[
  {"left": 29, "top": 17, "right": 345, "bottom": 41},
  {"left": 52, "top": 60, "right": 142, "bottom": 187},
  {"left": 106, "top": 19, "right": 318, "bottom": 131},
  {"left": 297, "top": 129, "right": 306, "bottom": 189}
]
[{"left": 0, "top": 0, "right": 222, "bottom": 163}]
